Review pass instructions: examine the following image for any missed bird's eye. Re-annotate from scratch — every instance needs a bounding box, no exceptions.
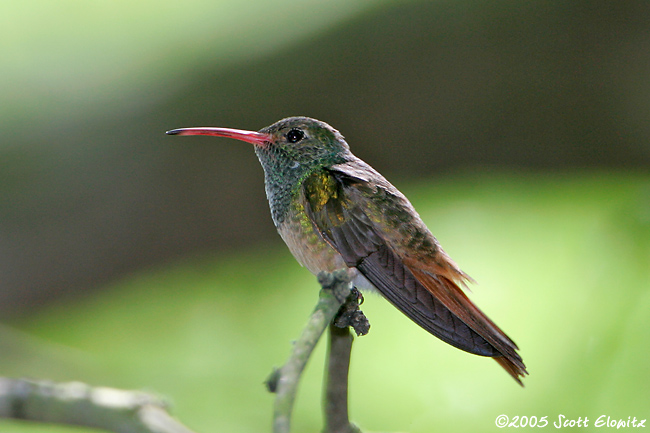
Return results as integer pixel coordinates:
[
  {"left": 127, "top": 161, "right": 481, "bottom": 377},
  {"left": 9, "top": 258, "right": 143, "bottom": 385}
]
[{"left": 286, "top": 128, "right": 304, "bottom": 143}]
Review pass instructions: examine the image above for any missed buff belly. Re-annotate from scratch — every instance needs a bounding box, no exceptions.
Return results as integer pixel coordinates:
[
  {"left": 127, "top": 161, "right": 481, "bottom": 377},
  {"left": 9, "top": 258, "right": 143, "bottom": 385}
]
[{"left": 276, "top": 206, "right": 375, "bottom": 293}]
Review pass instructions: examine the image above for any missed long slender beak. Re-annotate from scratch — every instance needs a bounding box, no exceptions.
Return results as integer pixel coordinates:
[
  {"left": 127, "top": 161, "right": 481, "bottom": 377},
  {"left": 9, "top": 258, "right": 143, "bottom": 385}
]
[{"left": 166, "top": 127, "right": 270, "bottom": 146}]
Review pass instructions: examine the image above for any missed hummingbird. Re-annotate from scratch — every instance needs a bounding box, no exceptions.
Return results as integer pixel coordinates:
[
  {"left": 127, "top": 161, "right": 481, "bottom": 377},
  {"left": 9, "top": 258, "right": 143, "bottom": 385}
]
[{"left": 166, "top": 117, "right": 527, "bottom": 385}]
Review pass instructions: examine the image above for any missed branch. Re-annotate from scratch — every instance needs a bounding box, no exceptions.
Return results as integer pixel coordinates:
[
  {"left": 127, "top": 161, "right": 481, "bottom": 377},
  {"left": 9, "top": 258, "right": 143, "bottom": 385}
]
[
  {"left": 324, "top": 286, "right": 369, "bottom": 433},
  {"left": 266, "top": 269, "right": 353, "bottom": 433},
  {"left": 0, "top": 271, "right": 369, "bottom": 433},
  {"left": 323, "top": 323, "right": 358, "bottom": 433},
  {"left": 0, "top": 378, "right": 196, "bottom": 433}
]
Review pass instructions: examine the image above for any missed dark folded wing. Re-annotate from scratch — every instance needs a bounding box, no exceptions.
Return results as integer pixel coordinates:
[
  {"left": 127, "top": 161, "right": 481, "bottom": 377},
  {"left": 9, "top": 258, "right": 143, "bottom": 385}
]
[{"left": 302, "top": 166, "right": 527, "bottom": 384}]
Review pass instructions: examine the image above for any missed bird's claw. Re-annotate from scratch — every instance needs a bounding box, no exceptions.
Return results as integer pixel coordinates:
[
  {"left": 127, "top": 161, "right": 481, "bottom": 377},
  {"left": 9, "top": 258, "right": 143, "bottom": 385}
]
[{"left": 334, "top": 287, "right": 370, "bottom": 336}]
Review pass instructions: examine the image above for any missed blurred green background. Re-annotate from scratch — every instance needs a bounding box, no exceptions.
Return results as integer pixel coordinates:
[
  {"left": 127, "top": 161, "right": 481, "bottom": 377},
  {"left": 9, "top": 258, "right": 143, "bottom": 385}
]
[{"left": 1, "top": 1, "right": 649, "bottom": 432}]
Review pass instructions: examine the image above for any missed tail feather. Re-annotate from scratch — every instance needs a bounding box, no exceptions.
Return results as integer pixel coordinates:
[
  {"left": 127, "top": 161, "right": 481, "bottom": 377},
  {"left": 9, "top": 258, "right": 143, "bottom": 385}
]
[
  {"left": 494, "top": 356, "right": 526, "bottom": 386},
  {"left": 404, "top": 254, "right": 528, "bottom": 385},
  {"left": 356, "top": 244, "right": 527, "bottom": 385}
]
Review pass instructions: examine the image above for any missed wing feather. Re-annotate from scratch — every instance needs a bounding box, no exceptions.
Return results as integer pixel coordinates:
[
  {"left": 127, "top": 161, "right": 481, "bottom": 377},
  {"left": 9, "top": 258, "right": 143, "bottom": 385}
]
[{"left": 302, "top": 162, "right": 527, "bottom": 384}]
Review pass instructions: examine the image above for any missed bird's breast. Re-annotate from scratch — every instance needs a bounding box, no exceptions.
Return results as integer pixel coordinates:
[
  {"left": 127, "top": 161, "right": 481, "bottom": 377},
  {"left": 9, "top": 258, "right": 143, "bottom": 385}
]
[{"left": 275, "top": 194, "right": 347, "bottom": 276}]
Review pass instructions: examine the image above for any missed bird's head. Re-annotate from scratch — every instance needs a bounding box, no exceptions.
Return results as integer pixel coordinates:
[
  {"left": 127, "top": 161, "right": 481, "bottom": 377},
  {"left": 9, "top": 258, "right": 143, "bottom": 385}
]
[{"left": 167, "top": 116, "right": 351, "bottom": 174}]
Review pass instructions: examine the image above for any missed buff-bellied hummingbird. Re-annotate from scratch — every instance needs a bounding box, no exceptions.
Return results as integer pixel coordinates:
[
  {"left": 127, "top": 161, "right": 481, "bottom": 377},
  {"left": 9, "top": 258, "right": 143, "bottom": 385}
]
[{"left": 166, "top": 117, "right": 527, "bottom": 385}]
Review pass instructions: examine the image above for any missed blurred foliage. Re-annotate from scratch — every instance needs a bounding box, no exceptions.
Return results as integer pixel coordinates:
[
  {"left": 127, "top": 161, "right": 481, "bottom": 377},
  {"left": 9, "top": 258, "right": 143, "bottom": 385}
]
[
  {"left": 2, "top": 0, "right": 650, "bottom": 315},
  {"left": 2, "top": 1, "right": 649, "bottom": 430},
  {"left": 1, "top": 171, "right": 648, "bottom": 433},
  {"left": 0, "top": 0, "right": 389, "bottom": 314},
  {"left": 1, "top": 0, "right": 382, "bottom": 127}
]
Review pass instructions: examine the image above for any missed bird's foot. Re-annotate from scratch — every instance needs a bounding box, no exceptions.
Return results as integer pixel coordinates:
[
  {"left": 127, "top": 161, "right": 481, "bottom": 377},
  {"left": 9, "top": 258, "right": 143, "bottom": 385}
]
[{"left": 334, "top": 287, "right": 370, "bottom": 336}]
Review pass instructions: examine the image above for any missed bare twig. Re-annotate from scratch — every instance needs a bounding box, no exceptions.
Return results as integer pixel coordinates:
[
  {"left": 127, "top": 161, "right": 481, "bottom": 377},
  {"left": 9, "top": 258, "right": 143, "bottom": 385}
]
[
  {"left": 268, "top": 270, "right": 353, "bottom": 433},
  {"left": 0, "top": 378, "right": 196, "bottom": 433},
  {"left": 324, "top": 323, "right": 360, "bottom": 433},
  {"left": 0, "top": 270, "right": 368, "bottom": 433},
  {"left": 323, "top": 286, "right": 368, "bottom": 433}
]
